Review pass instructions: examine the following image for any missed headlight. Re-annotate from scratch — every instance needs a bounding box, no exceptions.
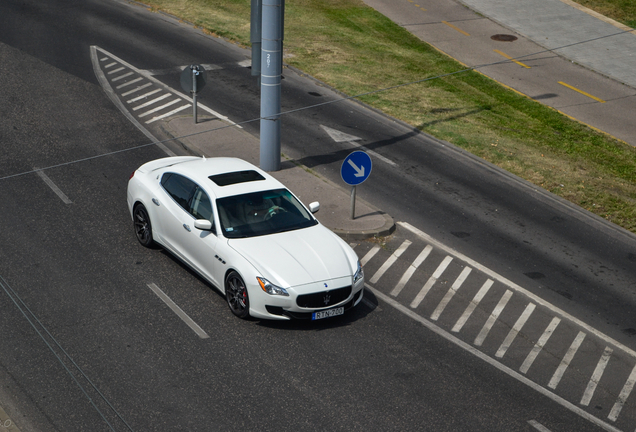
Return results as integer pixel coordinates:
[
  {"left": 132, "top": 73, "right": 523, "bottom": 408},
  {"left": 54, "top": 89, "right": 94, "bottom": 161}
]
[
  {"left": 353, "top": 260, "right": 364, "bottom": 284},
  {"left": 257, "top": 277, "right": 289, "bottom": 296}
]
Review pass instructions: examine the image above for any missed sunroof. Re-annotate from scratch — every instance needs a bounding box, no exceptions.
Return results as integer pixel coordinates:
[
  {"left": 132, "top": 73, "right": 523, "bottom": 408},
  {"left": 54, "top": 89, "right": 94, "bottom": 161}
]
[{"left": 209, "top": 170, "right": 266, "bottom": 186}]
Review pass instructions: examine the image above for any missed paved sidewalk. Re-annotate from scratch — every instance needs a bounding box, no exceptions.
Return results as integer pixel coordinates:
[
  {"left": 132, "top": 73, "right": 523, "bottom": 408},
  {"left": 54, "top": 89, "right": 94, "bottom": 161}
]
[{"left": 158, "top": 116, "right": 395, "bottom": 241}]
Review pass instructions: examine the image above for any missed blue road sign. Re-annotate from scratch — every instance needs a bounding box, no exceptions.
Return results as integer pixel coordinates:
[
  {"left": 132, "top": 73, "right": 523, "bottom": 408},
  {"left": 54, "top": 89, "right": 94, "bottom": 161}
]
[{"left": 341, "top": 151, "right": 372, "bottom": 186}]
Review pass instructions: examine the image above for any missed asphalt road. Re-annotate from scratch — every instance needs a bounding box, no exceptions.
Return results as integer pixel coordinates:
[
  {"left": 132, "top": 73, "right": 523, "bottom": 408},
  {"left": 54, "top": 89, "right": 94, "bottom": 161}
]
[{"left": 0, "top": 0, "right": 635, "bottom": 431}]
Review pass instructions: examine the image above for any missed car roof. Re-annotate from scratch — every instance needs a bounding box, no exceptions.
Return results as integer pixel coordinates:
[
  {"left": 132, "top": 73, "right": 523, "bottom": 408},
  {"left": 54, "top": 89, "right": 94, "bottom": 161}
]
[{"left": 147, "top": 156, "right": 286, "bottom": 198}]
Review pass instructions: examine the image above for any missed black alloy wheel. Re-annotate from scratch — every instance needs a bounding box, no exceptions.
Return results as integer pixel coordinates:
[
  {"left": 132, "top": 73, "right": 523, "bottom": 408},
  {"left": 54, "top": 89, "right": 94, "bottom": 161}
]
[
  {"left": 133, "top": 204, "right": 154, "bottom": 248},
  {"left": 226, "top": 271, "right": 250, "bottom": 319}
]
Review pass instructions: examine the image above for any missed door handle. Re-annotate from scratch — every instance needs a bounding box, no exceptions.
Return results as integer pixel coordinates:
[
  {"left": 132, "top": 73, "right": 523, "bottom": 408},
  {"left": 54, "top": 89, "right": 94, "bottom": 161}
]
[
  {"left": 152, "top": 198, "right": 160, "bottom": 206},
  {"left": 183, "top": 224, "right": 191, "bottom": 232}
]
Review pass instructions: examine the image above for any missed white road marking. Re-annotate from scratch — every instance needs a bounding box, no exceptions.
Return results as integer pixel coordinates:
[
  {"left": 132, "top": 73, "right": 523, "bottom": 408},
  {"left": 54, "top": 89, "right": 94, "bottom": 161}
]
[
  {"left": 127, "top": 88, "right": 162, "bottom": 103},
  {"left": 608, "top": 364, "right": 636, "bottom": 421},
  {"left": 452, "top": 279, "right": 494, "bottom": 333},
  {"left": 121, "top": 82, "right": 152, "bottom": 97},
  {"left": 361, "top": 245, "right": 381, "bottom": 266},
  {"left": 520, "top": 317, "right": 561, "bottom": 374},
  {"left": 391, "top": 245, "right": 433, "bottom": 297},
  {"left": 365, "top": 284, "right": 622, "bottom": 432},
  {"left": 132, "top": 93, "right": 171, "bottom": 111},
  {"left": 145, "top": 105, "right": 190, "bottom": 124},
  {"left": 431, "top": 265, "right": 472, "bottom": 321},
  {"left": 496, "top": 302, "right": 536, "bottom": 358},
  {"left": 104, "top": 62, "right": 117, "bottom": 68},
  {"left": 116, "top": 77, "right": 143, "bottom": 89},
  {"left": 548, "top": 331, "right": 586, "bottom": 389},
  {"left": 138, "top": 99, "right": 180, "bottom": 118},
  {"left": 34, "top": 169, "right": 72, "bottom": 204},
  {"left": 111, "top": 71, "right": 134, "bottom": 82},
  {"left": 581, "top": 347, "right": 613, "bottom": 406},
  {"left": 528, "top": 420, "right": 552, "bottom": 432},
  {"left": 147, "top": 283, "right": 209, "bottom": 339},
  {"left": 369, "top": 240, "right": 411, "bottom": 284},
  {"left": 410, "top": 255, "right": 453, "bottom": 309},
  {"left": 107, "top": 66, "right": 125, "bottom": 74},
  {"left": 474, "top": 289, "right": 512, "bottom": 346},
  {"left": 320, "top": 125, "right": 397, "bottom": 167}
]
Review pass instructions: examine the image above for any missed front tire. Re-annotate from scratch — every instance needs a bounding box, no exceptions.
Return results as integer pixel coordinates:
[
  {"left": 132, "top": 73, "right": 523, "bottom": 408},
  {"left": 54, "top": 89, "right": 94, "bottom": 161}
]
[
  {"left": 225, "top": 271, "right": 250, "bottom": 319},
  {"left": 133, "top": 204, "right": 154, "bottom": 248}
]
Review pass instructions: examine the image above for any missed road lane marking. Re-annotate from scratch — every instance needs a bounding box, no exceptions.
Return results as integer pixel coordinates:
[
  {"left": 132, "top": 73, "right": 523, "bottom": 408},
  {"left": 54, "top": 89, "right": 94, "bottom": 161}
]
[
  {"left": 138, "top": 99, "right": 180, "bottom": 118},
  {"left": 520, "top": 316, "right": 561, "bottom": 374},
  {"left": 115, "top": 77, "right": 143, "bottom": 89},
  {"left": 442, "top": 21, "right": 470, "bottom": 36},
  {"left": 147, "top": 283, "right": 209, "bottom": 339},
  {"left": 132, "top": 93, "right": 172, "bottom": 111},
  {"left": 111, "top": 71, "right": 134, "bottom": 82},
  {"left": 608, "top": 364, "right": 636, "bottom": 421},
  {"left": 145, "top": 105, "right": 190, "bottom": 124},
  {"left": 528, "top": 420, "right": 552, "bottom": 432},
  {"left": 548, "top": 331, "right": 586, "bottom": 389},
  {"left": 104, "top": 61, "right": 117, "bottom": 69},
  {"left": 107, "top": 66, "right": 125, "bottom": 74},
  {"left": 365, "top": 284, "right": 622, "bottom": 432},
  {"left": 474, "top": 289, "right": 512, "bottom": 346},
  {"left": 558, "top": 81, "right": 606, "bottom": 103},
  {"left": 496, "top": 302, "right": 536, "bottom": 358},
  {"left": 361, "top": 245, "right": 381, "bottom": 266},
  {"left": 370, "top": 240, "right": 411, "bottom": 284},
  {"left": 121, "top": 82, "right": 153, "bottom": 97},
  {"left": 34, "top": 169, "right": 72, "bottom": 204},
  {"left": 581, "top": 347, "right": 613, "bottom": 406},
  {"left": 430, "top": 265, "right": 472, "bottom": 321},
  {"left": 391, "top": 245, "right": 433, "bottom": 297},
  {"left": 127, "top": 88, "right": 162, "bottom": 103},
  {"left": 452, "top": 279, "right": 494, "bottom": 332},
  {"left": 410, "top": 255, "right": 453, "bottom": 308},
  {"left": 493, "top": 49, "right": 531, "bottom": 68}
]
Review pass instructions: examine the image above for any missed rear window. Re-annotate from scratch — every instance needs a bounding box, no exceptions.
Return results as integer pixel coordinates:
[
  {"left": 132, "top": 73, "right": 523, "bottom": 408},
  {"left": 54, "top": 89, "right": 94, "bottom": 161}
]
[{"left": 209, "top": 170, "right": 265, "bottom": 187}]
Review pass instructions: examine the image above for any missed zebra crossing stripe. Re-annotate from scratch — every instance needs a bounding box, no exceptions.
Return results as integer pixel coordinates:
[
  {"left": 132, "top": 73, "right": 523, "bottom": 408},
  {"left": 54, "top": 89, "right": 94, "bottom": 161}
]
[
  {"left": 410, "top": 255, "right": 453, "bottom": 309},
  {"left": 474, "top": 290, "right": 513, "bottom": 346},
  {"left": 496, "top": 302, "right": 536, "bottom": 358},
  {"left": 520, "top": 317, "right": 561, "bottom": 374},
  {"left": 452, "top": 279, "right": 494, "bottom": 333},
  {"left": 391, "top": 244, "right": 432, "bottom": 297},
  {"left": 581, "top": 347, "right": 613, "bottom": 406},
  {"left": 430, "top": 265, "right": 472, "bottom": 321},
  {"left": 548, "top": 331, "right": 586, "bottom": 389},
  {"left": 369, "top": 240, "right": 411, "bottom": 284},
  {"left": 608, "top": 364, "right": 636, "bottom": 421}
]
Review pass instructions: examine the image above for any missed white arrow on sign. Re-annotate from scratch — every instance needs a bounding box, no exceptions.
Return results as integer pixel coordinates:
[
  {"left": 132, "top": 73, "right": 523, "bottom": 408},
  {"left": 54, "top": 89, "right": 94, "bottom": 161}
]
[
  {"left": 321, "top": 125, "right": 397, "bottom": 167},
  {"left": 348, "top": 159, "right": 365, "bottom": 177}
]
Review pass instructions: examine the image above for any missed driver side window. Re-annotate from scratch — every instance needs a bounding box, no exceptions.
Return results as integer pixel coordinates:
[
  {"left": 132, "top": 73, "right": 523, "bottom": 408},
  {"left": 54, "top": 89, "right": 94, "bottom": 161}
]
[{"left": 161, "top": 173, "right": 214, "bottom": 223}]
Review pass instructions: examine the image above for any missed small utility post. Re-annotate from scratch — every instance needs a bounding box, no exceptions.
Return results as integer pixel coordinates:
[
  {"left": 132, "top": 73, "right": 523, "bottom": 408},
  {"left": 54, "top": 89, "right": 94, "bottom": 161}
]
[
  {"left": 259, "top": 0, "right": 282, "bottom": 171},
  {"left": 192, "top": 66, "right": 198, "bottom": 124}
]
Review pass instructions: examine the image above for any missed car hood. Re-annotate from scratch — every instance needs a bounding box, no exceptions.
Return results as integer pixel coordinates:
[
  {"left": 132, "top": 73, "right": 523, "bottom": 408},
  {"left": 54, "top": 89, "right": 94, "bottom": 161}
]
[{"left": 228, "top": 225, "right": 355, "bottom": 288}]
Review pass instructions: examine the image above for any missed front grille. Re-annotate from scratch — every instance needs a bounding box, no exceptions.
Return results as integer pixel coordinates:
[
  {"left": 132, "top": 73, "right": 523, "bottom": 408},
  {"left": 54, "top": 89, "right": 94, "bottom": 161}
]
[{"left": 296, "top": 286, "right": 352, "bottom": 308}]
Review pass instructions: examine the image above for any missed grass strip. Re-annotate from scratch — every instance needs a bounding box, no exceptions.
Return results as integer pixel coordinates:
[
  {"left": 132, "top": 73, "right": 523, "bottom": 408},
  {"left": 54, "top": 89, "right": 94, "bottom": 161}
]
[{"left": 143, "top": 0, "right": 636, "bottom": 233}]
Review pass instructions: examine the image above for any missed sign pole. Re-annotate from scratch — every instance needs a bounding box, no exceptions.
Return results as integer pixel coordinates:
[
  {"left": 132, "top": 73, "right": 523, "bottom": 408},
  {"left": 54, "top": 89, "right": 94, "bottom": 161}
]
[
  {"left": 192, "top": 66, "right": 198, "bottom": 124},
  {"left": 350, "top": 186, "right": 356, "bottom": 220}
]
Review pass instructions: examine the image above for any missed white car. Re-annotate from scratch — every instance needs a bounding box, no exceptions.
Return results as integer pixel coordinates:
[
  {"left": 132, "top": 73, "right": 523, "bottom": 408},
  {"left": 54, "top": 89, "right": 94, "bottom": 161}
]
[{"left": 127, "top": 156, "right": 364, "bottom": 320}]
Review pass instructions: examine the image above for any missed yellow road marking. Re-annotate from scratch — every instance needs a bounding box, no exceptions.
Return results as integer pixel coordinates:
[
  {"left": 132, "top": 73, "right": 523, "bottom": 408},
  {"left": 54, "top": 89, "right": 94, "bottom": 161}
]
[
  {"left": 442, "top": 21, "right": 470, "bottom": 36},
  {"left": 558, "top": 81, "right": 606, "bottom": 103},
  {"left": 494, "top": 49, "right": 531, "bottom": 69}
]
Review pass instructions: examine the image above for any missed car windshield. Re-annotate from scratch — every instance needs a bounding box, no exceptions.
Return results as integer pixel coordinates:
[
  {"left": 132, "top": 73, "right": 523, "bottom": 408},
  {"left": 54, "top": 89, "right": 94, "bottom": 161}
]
[{"left": 216, "top": 188, "right": 318, "bottom": 238}]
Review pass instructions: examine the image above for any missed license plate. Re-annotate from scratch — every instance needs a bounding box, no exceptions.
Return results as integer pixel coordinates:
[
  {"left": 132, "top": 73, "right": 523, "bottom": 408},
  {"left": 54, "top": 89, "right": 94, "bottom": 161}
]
[{"left": 312, "top": 307, "right": 344, "bottom": 320}]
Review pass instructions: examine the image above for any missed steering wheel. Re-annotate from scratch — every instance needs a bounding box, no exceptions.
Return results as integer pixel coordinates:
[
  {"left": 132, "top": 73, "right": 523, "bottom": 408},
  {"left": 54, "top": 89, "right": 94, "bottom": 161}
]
[{"left": 264, "top": 205, "right": 288, "bottom": 220}]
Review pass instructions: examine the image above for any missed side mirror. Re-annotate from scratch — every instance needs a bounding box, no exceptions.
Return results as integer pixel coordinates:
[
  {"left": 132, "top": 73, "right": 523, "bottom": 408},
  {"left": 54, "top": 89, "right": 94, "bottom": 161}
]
[
  {"left": 308, "top": 202, "right": 320, "bottom": 214},
  {"left": 194, "top": 219, "right": 213, "bottom": 231}
]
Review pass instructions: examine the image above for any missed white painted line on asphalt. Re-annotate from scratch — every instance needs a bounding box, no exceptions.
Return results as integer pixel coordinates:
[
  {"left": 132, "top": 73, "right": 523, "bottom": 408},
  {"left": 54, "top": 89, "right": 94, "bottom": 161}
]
[
  {"left": 361, "top": 245, "right": 381, "bottom": 266},
  {"left": 116, "top": 77, "right": 143, "bottom": 89},
  {"left": 520, "top": 317, "right": 561, "bottom": 374},
  {"left": 138, "top": 99, "right": 180, "bottom": 118},
  {"left": 147, "top": 283, "right": 209, "bottom": 339},
  {"left": 145, "top": 105, "right": 190, "bottom": 124},
  {"left": 365, "top": 284, "right": 622, "bottom": 432},
  {"left": 452, "top": 279, "right": 494, "bottom": 333},
  {"left": 369, "top": 239, "right": 411, "bottom": 284},
  {"left": 34, "top": 169, "right": 72, "bottom": 204},
  {"left": 132, "top": 93, "right": 171, "bottom": 111},
  {"left": 548, "top": 331, "right": 586, "bottom": 389},
  {"left": 391, "top": 245, "right": 432, "bottom": 297},
  {"left": 581, "top": 347, "right": 613, "bottom": 406},
  {"left": 431, "top": 265, "right": 472, "bottom": 321},
  {"left": 496, "top": 302, "right": 536, "bottom": 358},
  {"left": 104, "top": 61, "right": 117, "bottom": 69},
  {"left": 398, "top": 222, "right": 636, "bottom": 360},
  {"left": 528, "top": 420, "right": 552, "bottom": 432},
  {"left": 127, "top": 88, "right": 162, "bottom": 103},
  {"left": 107, "top": 66, "right": 125, "bottom": 75},
  {"left": 608, "top": 364, "right": 636, "bottom": 421},
  {"left": 410, "top": 255, "right": 453, "bottom": 309},
  {"left": 121, "top": 82, "right": 152, "bottom": 97},
  {"left": 100, "top": 56, "right": 109, "bottom": 61},
  {"left": 474, "top": 290, "right": 512, "bottom": 346},
  {"left": 111, "top": 71, "right": 134, "bottom": 82}
]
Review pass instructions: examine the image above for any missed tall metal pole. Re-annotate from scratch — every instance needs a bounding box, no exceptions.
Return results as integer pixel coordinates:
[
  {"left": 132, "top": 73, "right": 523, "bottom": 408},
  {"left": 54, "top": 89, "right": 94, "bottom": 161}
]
[
  {"left": 259, "top": 0, "right": 282, "bottom": 171},
  {"left": 250, "top": 0, "right": 262, "bottom": 79}
]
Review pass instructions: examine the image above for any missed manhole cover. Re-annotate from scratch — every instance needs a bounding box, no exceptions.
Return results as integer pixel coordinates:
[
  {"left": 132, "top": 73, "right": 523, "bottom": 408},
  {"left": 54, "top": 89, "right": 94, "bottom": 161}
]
[{"left": 491, "top": 34, "right": 518, "bottom": 42}]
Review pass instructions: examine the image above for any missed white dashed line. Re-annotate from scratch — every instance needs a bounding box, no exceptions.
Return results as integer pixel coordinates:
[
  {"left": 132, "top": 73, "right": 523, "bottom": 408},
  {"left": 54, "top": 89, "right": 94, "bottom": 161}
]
[
  {"left": 34, "top": 169, "right": 72, "bottom": 204},
  {"left": 528, "top": 420, "right": 552, "bottom": 432},
  {"left": 147, "top": 283, "right": 209, "bottom": 339}
]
